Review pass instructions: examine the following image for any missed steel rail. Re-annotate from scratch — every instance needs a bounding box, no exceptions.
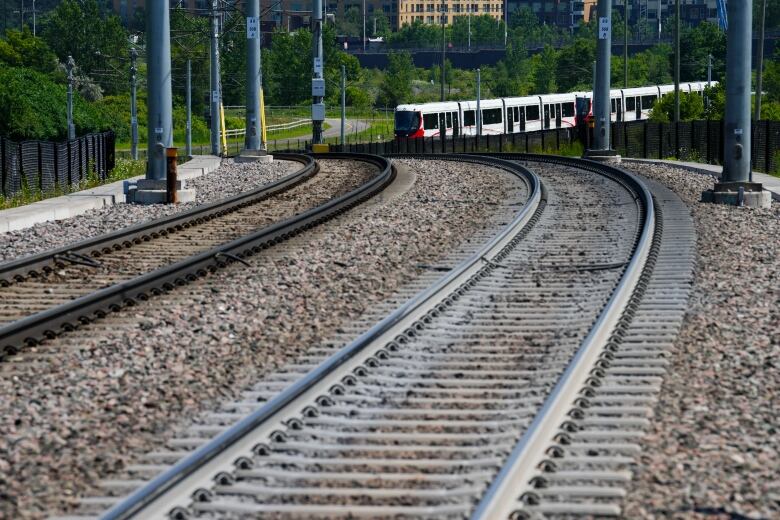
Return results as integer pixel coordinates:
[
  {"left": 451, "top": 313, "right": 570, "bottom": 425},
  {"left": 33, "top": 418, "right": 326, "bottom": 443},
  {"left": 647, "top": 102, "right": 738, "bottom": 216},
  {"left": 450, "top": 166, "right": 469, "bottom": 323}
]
[
  {"left": 469, "top": 153, "right": 656, "bottom": 520},
  {"left": 99, "top": 155, "right": 542, "bottom": 520},
  {"left": 0, "top": 153, "right": 393, "bottom": 357},
  {"left": 0, "top": 153, "right": 316, "bottom": 285}
]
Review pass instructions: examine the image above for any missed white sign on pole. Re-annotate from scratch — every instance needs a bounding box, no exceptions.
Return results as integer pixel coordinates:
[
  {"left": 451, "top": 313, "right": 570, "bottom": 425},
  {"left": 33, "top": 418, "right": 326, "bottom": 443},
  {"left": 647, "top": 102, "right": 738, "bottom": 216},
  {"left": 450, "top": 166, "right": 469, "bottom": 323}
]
[
  {"left": 314, "top": 57, "right": 323, "bottom": 75},
  {"left": 247, "top": 16, "right": 259, "bottom": 39},
  {"left": 599, "top": 17, "right": 610, "bottom": 39}
]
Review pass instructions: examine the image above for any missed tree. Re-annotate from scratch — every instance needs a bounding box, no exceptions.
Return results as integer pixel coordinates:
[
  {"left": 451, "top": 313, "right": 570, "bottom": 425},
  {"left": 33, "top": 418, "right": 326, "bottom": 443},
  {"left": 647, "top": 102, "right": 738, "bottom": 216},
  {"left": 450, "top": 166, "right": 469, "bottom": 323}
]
[
  {"left": 763, "top": 49, "right": 780, "bottom": 103},
  {"left": 679, "top": 22, "right": 726, "bottom": 82},
  {"left": 387, "top": 20, "right": 440, "bottom": 48},
  {"left": 556, "top": 37, "right": 595, "bottom": 91},
  {"left": 41, "top": 0, "right": 128, "bottom": 94},
  {"left": 649, "top": 91, "right": 704, "bottom": 122},
  {"left": 0, "top": 28, "right": 58, "bottom": 73},
  {"left": 378, "top": 51, "right": 413, "bottom": 106},
  {"left": 531, "top": 45, "right": 557, "bottom": 94}
]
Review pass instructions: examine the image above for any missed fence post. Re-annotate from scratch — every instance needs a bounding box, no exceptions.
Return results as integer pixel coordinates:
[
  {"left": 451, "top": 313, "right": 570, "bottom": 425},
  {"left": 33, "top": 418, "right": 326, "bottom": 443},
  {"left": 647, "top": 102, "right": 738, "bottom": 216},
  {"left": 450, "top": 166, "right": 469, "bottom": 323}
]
[
  {"left": 499, "top": 133, "right": 503, "bottom": 153},
  {"left": 0, "top": 138, "right": 4, "bottom": 197},
  {"left": 52, "top": 142, "right": 59, "bottom": 190},
  {"left": 18, "top": 142, "right": 24, "bottom": 190},
  {"left": 525, "top": 132, "right": 529, "bottom": 153},
  {"left": 765, "top": 120, "right": 772, "bottom": 173}
]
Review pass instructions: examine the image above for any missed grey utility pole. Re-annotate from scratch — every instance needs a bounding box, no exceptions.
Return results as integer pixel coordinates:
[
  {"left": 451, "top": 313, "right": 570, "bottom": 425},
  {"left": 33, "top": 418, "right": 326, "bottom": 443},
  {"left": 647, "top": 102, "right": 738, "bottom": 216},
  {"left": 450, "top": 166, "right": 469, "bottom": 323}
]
[
  {"left": 186, "top": 59, "right": 192, "bottom": 157},
  {"left": 755, "top": 0, "right": 767, "bottom": 121},
  {"left": 591, "top": 0, "right": 612, "bottom": 152},
  {"left": 66, "top": 55, "right": 75, "bottom": 141},
  {"left": 210, "top": 0, "right": 221, "bottom": 156},
  {"left": 146, "top": 0, "right": 173, "bottom": 180},
  {"left": 362, "top": 0, "right": 366, "bottom": 52},
  {"left": 722, "top": 0, "right": 752, "bottom": 182},
  {"left": 440, "top": 2, "right": 446, "bottom": 102},
  {"left": 245, "top": 0, "right": 263, "bottom": 152},
  {"left": 312, "top": 0, "right": 325, "bottom": 144},
  {"left": 503, "top": 0, "right": 507, "bottom": 47},
  {"left": 674, "top": 0, "right": 680, "bottom": 122},
  {"left": 476, "top": 68, "right": 482, "bottom": 135},
  {"left": 130, "top": 47, "right": 138, "bottom": 160},
  {"left": 340, "top": 65, "right": 346, "bottom": 146},
  {"left": 624, "top": 0, "right": 628, "bottom": 88}
]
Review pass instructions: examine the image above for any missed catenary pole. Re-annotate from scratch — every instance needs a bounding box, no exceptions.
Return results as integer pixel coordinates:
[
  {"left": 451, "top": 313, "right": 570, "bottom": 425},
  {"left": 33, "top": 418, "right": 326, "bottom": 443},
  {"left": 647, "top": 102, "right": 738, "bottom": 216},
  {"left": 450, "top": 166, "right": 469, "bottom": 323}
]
[
  {"left": 755, "top": 0, "right": 767, "bottom": 121},
  {"left": 341, "top": 65, "right": 346, "bottom": 146},
  {"left": 66, "top": 55, "right": 75, "bottom": 141},
  {"left": 312, "top": 0, "right": 324, "bottom": 144},
  {"left": 130, "top": 47, "right": 138, "bottom": 160},
  {"left": 186, "top": 59, "right": 192, "bottom": 158},
  {"left": 440, "top": 1, "right": 445, "bottom": 102},
  {"left": 245, "top": 0, "right": 263, "bottom": 151},
  {"left": 722, "top": 0, "right": 752, "bottom": 182},
  {"left": 593, "top": 0, "right": 612, "bottom": 151},
  {"left": 674, "top": 0, "right": 680, "bottom": 122},
  {"left": 210, "top": 0, "right": 221, "bottom": 156},
  {"left": 362, "top": 0, "right": 366, "bottom": 52},
  {"left": 476, "top": 68, "right": 481, "bottom": 135},
  {"left": 146, "top": 0, "right": 173, "bottom": 180},
  {"left": 624, "top": 0, "right": 628, "bottom": 88}
]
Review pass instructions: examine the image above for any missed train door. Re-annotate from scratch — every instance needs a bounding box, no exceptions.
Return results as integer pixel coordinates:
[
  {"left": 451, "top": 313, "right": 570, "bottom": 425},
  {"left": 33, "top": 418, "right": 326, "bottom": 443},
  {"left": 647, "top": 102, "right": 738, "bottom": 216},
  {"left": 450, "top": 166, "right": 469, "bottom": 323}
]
[
  {"left": 506, "top": 107, "right": 514, "bottom": 133},
  {"left": 452, "top": 111, "right": 459, "bottom": 136},
  {"left": 555, "top": 103, "right": 562, "bottom": 128},
  {"left": 439, "top": 113, "right": 446, "bottom": 137},
  {"left": 543, "top": 104, "right": 551, "bottom": 129},
  {"left": 519, "top": 106, "right": 526, "bottom": 132}
]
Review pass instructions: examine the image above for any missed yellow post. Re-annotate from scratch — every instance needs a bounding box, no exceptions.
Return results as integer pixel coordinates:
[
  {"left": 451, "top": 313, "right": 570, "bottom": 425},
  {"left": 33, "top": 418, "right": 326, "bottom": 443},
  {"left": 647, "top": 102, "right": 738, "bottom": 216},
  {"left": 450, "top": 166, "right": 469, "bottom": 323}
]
[
  {"left": 260, "top": 88, "right": 267, "bottom": 146},
  {"left": 219, "top": 102, "right": 228, "bottom": 156}
]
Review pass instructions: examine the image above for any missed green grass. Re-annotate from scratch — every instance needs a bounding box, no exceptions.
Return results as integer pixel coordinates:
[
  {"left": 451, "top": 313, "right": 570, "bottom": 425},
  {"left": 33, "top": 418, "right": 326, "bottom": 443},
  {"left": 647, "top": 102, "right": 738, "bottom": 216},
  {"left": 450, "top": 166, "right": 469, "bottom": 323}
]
[{"left": 0, "top": 159, "right": 145, "bottom": 210}]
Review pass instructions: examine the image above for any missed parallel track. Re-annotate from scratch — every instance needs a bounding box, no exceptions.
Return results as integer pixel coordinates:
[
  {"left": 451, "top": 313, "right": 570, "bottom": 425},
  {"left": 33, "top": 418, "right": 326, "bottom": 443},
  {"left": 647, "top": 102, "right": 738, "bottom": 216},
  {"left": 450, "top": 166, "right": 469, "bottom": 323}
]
[
  {"left": 57, "top": 154, "right": 696, "bottom": 519},
  {"left": 0, "top": 153, "right": 394, "bottom": 359}
]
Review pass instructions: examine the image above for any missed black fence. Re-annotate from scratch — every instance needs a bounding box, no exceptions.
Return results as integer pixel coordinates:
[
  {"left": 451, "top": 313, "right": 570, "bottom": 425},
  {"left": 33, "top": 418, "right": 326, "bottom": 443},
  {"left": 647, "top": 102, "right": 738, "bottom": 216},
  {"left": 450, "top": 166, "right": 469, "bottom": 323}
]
[
  {"left": 328, "top": 127, "right": 576, "bottom": 155},
  {"left": 1, "top": 131, "right": 116, "bottom": 198},
  {"left": 610, "top": 119, "right": 780, "bottom": 174},
  {"left": 315, "top": 120, "right": 779, "bottom": 176}
]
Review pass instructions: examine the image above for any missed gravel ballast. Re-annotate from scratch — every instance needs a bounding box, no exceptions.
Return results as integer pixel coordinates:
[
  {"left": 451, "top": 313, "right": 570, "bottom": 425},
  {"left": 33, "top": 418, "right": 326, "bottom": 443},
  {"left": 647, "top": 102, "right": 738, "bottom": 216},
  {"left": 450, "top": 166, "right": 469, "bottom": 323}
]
[
  {"left": 621, "top": 163, "right": 779, "bottom": 519},
  {"left": 0, "top": 158, "right": 298, "bottom": 262},
  {"left": 0, "top": 159, "right": 524, "bottom": 519}
]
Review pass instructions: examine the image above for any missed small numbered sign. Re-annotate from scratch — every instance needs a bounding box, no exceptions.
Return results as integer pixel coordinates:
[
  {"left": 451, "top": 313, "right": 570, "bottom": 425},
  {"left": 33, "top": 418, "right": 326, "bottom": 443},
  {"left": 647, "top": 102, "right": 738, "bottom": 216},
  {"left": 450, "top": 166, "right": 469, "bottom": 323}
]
[
  {"left": 247, "top": 16, "right": 259, "bottom": 39},
  {"left": 599, "top": 17, "right": 610, "bottom": 39}
]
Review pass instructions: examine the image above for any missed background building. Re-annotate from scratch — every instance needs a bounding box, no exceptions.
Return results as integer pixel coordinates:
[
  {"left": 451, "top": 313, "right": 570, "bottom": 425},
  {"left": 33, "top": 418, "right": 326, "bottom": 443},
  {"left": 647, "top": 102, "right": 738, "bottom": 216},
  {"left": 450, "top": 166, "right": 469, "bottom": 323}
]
[{"left": 398, "top": 0, "right": 504, "bottom": 27}]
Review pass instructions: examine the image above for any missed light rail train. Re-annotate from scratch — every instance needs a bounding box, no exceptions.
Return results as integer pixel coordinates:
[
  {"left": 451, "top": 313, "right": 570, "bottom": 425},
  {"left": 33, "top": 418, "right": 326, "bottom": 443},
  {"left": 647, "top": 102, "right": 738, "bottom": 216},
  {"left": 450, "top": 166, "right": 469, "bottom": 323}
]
[{"left": 394, "top": 82, "right": 713, "bottom": 138}]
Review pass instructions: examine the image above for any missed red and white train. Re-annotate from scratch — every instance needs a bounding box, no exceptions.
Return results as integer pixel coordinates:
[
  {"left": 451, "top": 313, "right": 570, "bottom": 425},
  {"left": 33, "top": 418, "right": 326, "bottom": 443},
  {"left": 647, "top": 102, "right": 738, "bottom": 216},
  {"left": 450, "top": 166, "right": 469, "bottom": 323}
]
[{"left": 394, "top": 82, "right": 713, "bottom": 138}]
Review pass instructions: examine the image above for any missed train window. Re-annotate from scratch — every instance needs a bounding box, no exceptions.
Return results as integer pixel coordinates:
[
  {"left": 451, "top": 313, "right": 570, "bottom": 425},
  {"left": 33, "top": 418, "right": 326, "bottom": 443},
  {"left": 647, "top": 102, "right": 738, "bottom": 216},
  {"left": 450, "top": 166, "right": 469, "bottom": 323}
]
[
  {"left": 526, "top": 105, "right": 540, "bottom": 121},
  {"left": 482, "top": 108, "right": 502, "bottom": 125},
  {"left": 464, "top": 110, "right": 475, "bottom": 126},
  {"left": 514, "top": 106, "right": 520, "bottom": 120},
  {"left": 626, "top": 97, "right": 636, "bottom": 111},
  {"left": 611, "top": 99, "right": 617, "bottom": 113},
  {"left": 562, "top": 102, "right": 574, "bottom": 118},
  {"left": 642, "top": 95, "right": 657, "bottom": 110},
  {"left": 423, "top": 113, "right": 439, "bottom": 130},
  {"left": 446, "top": 112, "right": 452, "bottom": 128}
]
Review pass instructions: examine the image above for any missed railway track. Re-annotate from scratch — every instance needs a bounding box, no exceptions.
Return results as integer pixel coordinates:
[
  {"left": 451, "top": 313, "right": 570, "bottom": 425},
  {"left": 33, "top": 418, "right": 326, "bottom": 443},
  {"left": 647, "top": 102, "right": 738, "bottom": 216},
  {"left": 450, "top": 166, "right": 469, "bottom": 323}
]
[
  {"left": 0, "top": 153, "right": 394, "bottom": 360},
  {"left": 60, "top": 154, "right": 695, "bottom": 519}
]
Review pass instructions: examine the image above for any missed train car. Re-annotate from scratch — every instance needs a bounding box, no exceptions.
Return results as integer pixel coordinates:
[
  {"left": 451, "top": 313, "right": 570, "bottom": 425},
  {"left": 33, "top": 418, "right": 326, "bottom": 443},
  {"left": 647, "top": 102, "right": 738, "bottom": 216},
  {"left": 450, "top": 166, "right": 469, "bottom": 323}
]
[
  {"left": 574, "top": 82, "right": 715, "bottom": 126},
  {"left": 394, "top": 82, "right": 714, "bottom": 139}
]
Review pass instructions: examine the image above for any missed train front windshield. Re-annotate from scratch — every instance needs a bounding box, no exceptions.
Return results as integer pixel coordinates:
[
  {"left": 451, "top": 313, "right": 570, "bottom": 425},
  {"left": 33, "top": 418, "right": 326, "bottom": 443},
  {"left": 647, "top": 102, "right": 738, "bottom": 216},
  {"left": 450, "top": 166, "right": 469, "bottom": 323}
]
[
  {"left": 395, "top": 111, "right": 420, "bottom": 135},
  {"left": 575, "top": 97, "right": 591, "bottom": 123}
]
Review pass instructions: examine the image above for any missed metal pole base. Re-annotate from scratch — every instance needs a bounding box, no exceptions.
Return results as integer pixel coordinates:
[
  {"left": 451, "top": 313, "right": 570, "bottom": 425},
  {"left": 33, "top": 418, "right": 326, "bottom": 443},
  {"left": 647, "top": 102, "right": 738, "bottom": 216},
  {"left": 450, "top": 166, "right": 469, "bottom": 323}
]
[{"left": 701, "top": 182, "right": 771, "bottom": 208}]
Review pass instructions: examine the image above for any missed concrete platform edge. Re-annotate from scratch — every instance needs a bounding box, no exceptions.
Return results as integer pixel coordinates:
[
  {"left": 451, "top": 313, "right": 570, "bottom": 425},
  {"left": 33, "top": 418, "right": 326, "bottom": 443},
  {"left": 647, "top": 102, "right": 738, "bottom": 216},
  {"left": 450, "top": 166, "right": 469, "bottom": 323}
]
[{"left": 0, "top": 155, "right": 221, "bottom": 234}]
